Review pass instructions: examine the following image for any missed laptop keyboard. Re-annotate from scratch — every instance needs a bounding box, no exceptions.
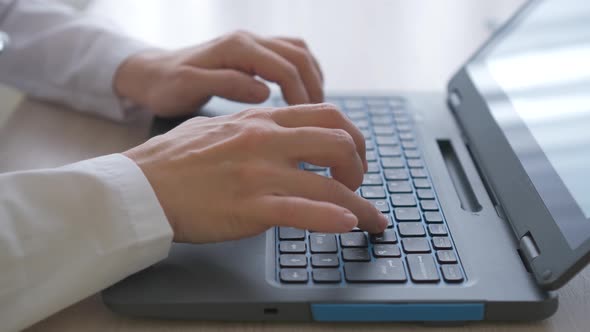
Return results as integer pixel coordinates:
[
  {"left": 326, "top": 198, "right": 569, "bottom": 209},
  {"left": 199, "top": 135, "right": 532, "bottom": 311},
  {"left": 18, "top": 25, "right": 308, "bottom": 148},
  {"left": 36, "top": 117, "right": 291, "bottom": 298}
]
[{"left": 273, "top": 96, "right": 465, "bottom": 285}]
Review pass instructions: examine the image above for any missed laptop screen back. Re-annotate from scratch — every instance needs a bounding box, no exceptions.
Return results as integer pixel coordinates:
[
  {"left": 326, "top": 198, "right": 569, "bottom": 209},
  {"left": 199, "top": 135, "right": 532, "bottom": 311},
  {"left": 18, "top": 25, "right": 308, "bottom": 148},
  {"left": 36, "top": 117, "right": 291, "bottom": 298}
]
[
  {"left": 449, "top": 0, "right": 590, "bottom": 289},
  {"left": 470, "top": 0, "right": 590, "bottom": 249}
]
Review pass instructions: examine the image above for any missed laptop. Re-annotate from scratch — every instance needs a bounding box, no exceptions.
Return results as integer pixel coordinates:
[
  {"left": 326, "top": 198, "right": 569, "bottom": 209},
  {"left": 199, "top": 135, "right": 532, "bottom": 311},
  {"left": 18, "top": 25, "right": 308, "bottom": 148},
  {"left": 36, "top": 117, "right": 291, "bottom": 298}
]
[{"left": 102, "top": 0, "right": 590, "bottom": 322}]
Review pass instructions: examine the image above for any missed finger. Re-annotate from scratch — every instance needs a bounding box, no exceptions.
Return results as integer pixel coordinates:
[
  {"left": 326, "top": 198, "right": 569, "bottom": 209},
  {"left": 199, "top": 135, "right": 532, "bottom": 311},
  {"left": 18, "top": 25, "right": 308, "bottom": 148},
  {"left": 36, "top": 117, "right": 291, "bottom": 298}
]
[
  {"left": 217, "top": 35, "right": 310, "bottom": 104},
  {"left": 270, "top": 103, "right": 367, "bottom": 172},
  {"left": 256, "top": 37, "right": 323, "bottom": 103},
  {"left": 275, "top": 37, "right": 324, "bottom": 83},
  {"left": 251, "top": 196, "right": 358, "bottom": 233},
  {"left": 174, "top": 67, "right": 271, "bottom": 104},
  {"left": 275, "top": 126, "right": 364, "bottom": 190},
  {"left": 277, "top": 170, "right": 388, "bottom": 234}
]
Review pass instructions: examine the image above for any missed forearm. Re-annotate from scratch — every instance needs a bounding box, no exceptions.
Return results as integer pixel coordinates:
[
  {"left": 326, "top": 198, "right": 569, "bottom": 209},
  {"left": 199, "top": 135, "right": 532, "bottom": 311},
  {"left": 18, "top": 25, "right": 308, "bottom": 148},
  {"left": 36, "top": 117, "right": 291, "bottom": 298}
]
[
  {"left": 0, "top": 0, "right": 152, "bottom": 121},
  {"left": 0, "top": 154, "right": 172, "bottom": 331}
]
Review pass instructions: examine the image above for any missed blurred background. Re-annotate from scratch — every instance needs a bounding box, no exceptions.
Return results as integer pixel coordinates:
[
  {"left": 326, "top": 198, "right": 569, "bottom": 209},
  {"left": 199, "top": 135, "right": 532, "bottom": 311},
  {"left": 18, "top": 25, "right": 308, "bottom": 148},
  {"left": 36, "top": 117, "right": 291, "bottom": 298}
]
[{"left": 0, "top": 0, "right": 525, "bottom": 126}]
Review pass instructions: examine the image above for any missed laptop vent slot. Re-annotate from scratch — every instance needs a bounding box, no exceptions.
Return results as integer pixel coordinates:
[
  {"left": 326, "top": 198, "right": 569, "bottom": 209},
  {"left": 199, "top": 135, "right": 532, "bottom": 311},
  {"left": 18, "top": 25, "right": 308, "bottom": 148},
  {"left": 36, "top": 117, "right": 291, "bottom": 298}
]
[{"left": 437, "top": 140, "right": 482, "bottom": 212}]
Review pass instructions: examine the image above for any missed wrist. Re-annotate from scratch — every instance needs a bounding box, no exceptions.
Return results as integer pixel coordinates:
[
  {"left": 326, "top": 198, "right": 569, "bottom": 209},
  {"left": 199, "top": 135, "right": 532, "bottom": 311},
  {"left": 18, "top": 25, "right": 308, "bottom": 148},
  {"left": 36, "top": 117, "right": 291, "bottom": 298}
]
[{"left": 113, "top": 50, "right": 165, "bottom": 108}]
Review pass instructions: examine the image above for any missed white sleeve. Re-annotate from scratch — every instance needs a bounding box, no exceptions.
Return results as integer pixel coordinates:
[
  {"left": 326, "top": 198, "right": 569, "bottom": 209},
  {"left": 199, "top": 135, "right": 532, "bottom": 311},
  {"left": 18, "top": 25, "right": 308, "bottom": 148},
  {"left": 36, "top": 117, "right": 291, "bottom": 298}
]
[
  {"left": 0, "top": 0, "right": 153, "bottom": 121},
  {"left": 0, "top": 154, "right": 173, "bottom": 332}
]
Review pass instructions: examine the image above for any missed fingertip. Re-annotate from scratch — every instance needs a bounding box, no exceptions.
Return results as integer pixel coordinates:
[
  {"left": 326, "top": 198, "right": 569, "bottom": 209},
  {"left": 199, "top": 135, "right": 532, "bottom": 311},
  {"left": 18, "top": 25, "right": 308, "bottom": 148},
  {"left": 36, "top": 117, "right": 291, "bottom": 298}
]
[{"left": 250, "top": 81, "right": 271, "bottom": 102}]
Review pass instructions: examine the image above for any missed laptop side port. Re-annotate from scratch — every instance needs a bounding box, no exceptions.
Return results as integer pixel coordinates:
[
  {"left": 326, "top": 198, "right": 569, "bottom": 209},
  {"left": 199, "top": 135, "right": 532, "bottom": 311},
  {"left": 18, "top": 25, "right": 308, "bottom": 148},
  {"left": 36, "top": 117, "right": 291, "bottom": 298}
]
[
  {"left": 437, "top": 139, "right": 482, "bottom": 212},
  {"left": 263, "top": 308, "right": 279, "bottom": 315}
]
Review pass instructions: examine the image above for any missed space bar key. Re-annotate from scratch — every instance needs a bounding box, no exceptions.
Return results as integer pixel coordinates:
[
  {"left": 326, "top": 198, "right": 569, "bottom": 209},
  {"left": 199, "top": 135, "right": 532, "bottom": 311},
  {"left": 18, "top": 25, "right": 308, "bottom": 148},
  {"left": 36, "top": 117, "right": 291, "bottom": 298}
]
[{"left": 344, "top": 260, "right": 407, "bottom": 282}]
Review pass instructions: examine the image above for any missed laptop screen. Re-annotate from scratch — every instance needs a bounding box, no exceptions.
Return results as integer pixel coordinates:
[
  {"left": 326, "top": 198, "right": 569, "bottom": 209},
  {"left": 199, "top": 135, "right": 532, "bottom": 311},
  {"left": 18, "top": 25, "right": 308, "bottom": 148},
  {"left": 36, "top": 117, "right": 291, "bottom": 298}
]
[{"left": 468, "top": 0, "right": 590, "bottom": 249}]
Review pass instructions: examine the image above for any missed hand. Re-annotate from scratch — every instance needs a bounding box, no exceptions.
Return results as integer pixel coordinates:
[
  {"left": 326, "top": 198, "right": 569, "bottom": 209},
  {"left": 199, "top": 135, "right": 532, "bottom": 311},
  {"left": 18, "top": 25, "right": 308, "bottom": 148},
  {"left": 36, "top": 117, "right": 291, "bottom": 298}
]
[
  {"left": 114, "top": 31, "right": 324, "bottom": 117},
  {"left": 123, "top": 104, "right": 387, "bottom": 243}
]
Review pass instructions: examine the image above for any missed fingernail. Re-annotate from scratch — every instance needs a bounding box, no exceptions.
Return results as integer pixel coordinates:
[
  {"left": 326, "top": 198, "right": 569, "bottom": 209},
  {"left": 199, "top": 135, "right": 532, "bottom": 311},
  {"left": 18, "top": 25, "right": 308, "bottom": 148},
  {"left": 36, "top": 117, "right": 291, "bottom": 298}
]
[{"left": 343, "top": 211, "right": 359, "bottom": 229}]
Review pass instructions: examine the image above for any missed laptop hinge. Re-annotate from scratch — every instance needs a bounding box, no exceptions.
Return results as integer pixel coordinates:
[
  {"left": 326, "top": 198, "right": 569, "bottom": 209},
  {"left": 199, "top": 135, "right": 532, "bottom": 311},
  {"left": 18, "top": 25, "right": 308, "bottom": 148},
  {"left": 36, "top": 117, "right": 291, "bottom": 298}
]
[{"left": 519, "top": 232, "right": 540, "bottom": 264}]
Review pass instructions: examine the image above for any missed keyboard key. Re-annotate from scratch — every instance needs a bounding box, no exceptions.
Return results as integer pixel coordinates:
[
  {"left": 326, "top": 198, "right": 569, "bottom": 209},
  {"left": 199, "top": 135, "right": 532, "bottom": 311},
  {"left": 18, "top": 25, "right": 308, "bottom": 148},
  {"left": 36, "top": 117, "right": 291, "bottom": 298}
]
[
  {"left": 378, "top": 147, "right": 402, "bottom": 157},
  {"left": 313, "top": 269, "right": 342, "bottom": 283},
  {"left": 361, "top": 186, "right": 386, "bottom": 199},
  {"left": 441, "top": 264, "right": 464, "bottom": 282},
  {"left": 417, "top": 189, "right": 435, "bottom": 200},
  {"left": 398, "top": 222, "right": 425, "bottom": 237},
  {"left": 397, "top": 124, "right": 412, "bottom": 132},
  {"left": 368, "top": 106, "right": 391, "bottom": 116},
  {"left": 280, "top": 269, "right": 308, "bottom": 283},
  {"left": 373, "top": 125, "right": 395, "bottom": 136},
  {"left": 340, "top": 232, "right": 368, "bottom": 247},
  {"left": 394, "top": 208, "right": 421, "bottom": 221},
  {"left": 401, "top": 140, "right": 418, "bottom": 150},
  {"left": 410, "top": 168, "right": 427, "bottom": 178},
  {"left": 280, "top": 254, "right": 307, "bottom": 267},
  {"left": 367, "top": 162, "right": 380, "bottom": 173},
  {"left": 375, "top": 136, "right": 398, "bottom": 146},
  {"left": 385, "top": 214, "right": 394, "bottom": 228},
  {"left": 302, "top": 163, "right": 327, "bottom": 171},
  {"left": 347, "top": 111, "right": 367, "bottom": 120},
  {"left": 371, "top": 115, "right": 394, "bottom": 125},
  {"left": 344, "top": 259, "right": 406, "bottom": 282},
  {"left": 402, "top": 238, "right": 431, "bottom": 253},
  {"left": 366, "top": 151, "right": 377, "bottom": 161},
  {"left": 360, "top": 129, "right": 372, "bottom": 139},
  {"left": 279, "top": 241, "right": 306, "bottom": 253},
  {"left": 387, "top": 180, "right": 413, "bottom": 193},
  {"left": 312, "top": 170, "right": 328, "bottom": 177},
  {"left": 407, "top": 159, "right": 424, "bottom": 168},
  {"left": 310, "top": 233, "right": 338, "bottom": 253},
  {"left": 373, "top": 244, "right": 401, "bottom": 257},
  {"left": 390, "top": 194, "right": 417, "bottom": 207},
  {"left": 424, "top": 211, "right": 443, "bottom": 223},
  {"left": 369, "top": 199, "right": 390, "bottom": 213},
  {"left": 354, "top": 119, "right": 369, "bottom": 129},
  {"left": 407, "top": 254, "right": 440, "bottom": 282},
  {"left": 344, "top": 99, "right": 365, "bottom": 109},
  {"left": 399, "top": 132, "right": 414, "bottom": 141},
  {"left": 279, "top": 227, "right": 305, "bottom": 240},
  {"left": 436, "top": 250, "right": 457, "bottom": 264},
  {"left": 370, "top": 229, "right": 398, "bottom": 244},
  {"left": 384, "top": 169, "right": 409, "bottom": 180},
  {"left": 420, "top": 201, "right": 439, "bottom": 211},
  {"left": 413, "top": 178, "right": 431, "bottom": 189},
  {"left": 428, "top": 224, "right": 448, "bottom": 236},
  {"left": 362, "top": 173, "right": 383, "bottom": 185},
  {"left": 389, "top": 98, "right": 406, "bottom": 108},
  {"left": 405, "top": 150, "right": 421, "bottom": 159},
  {"left": 365, "top": 139, "right": 374, "bottom": 150},
  {"left": 311, "top": 254, "right": 340, "bottom": 267},
  {"left": 342, "top": 248, "right": 371, "bottom": 261},
  {"left": 432, "top": 237, "right": 453, "bottom": 250},
  {"left": 381, "top": 156, "right": 404, "bottom": 168},
  {"left": 366, "top": 98, "right": 389, "bottom": 107}
]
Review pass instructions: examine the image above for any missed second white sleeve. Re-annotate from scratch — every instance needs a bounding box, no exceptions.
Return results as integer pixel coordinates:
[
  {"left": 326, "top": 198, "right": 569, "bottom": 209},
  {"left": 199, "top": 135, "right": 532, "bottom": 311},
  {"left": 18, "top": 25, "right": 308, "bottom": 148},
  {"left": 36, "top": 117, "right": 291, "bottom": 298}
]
[{"left": 0, "top": 0, "right": 153, "bottom": 121}]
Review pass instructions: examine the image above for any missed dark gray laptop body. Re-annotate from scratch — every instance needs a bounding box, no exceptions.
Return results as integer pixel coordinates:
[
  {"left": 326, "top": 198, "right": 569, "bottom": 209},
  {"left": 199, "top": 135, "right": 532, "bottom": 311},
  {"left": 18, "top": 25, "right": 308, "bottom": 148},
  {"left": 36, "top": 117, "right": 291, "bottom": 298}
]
[{"left": 102, "top": 0, "right": 590, "bottom": 322}]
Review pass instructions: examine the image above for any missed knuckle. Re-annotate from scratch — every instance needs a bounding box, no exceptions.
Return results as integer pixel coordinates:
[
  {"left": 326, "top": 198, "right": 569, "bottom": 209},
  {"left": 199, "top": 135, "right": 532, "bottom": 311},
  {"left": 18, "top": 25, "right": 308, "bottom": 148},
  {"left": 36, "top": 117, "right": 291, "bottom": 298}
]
[
  {"left": 170, "top": 67, "right": 195, "bottom": 85},
  {"left": 239, "top": 107, "right": 272, "bottom": 120},
  {"left": 239, "top": 122, "right": 275, "bottom": 147},
  {"left": 331, "top": 129, "right": 356, "bottom": 152},
  {"left": 292, "top": 38, "right": 308, "bottom": 49},
  {"left": 223, "top": 30, "right": 253, "bottom": 48},
  {"left": 281, "top": 63, "right": 300, "bottom": 82},
  {"left": 322, "top": 104, "right": 345, "bottom": 121},
  {"left": 292, "top": 48, "right": 314, "bottom": 69}
]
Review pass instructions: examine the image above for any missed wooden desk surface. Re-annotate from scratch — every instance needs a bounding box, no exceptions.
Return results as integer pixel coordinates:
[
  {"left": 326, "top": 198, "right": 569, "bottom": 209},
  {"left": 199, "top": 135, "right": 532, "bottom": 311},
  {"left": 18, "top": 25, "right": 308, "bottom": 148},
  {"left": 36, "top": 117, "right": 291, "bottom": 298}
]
[{"left": 2, "top": 0, "right": 589, "bottom": 331}]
